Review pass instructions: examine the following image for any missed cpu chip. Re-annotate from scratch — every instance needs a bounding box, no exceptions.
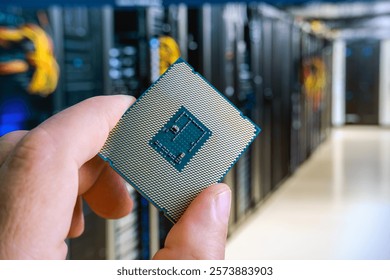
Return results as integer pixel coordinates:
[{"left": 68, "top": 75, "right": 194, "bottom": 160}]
[{"left": 99, "top": 58, "right": 260, "bottom": 223}]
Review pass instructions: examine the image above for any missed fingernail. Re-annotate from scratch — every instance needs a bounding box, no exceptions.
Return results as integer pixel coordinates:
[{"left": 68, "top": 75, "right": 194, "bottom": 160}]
[{"left": 214, "top": 186, "right": 231, "bottom": 225}]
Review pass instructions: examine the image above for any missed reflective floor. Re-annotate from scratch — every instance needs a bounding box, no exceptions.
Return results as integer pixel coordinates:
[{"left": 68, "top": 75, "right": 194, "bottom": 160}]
[{"left": 226, "top": 126, "right": 390, "bottom": 259}]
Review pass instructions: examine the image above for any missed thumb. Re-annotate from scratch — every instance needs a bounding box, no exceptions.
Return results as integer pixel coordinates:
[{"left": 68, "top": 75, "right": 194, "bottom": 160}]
[{"left": 153, "top": 183, "right": 231, "bottom": 260}]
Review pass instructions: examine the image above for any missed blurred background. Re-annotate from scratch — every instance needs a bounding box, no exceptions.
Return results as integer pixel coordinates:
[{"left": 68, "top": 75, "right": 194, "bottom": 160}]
[{"left": 0, "top": 0, "right": 389, "bottom": 260}]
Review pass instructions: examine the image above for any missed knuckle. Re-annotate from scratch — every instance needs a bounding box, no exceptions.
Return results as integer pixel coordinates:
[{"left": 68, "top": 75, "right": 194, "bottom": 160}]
[{"left": 6, "top": 127, "right": 55, "bottom": 172}]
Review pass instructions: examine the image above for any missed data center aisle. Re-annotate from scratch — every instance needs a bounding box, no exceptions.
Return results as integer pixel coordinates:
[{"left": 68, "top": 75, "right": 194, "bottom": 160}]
[{"left": 226, "top": 126, "right": 390, "bottom": 260}]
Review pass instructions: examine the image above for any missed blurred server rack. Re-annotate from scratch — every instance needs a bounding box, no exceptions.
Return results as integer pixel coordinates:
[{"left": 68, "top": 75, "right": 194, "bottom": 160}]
[
  {"left": 234, "top": 5, "right": 256, "bottom": 222},
  {"left": 300, "top": 29, "right": 330, "bottom": 158},
  {"left": 50, "top": 7, "right": 105, "bottom": 111},
  {"left": 321, "top": 42, "right": 332, "bottom": 141},
  {"left": 257, "top": 6, "right": 273, "bottom": 199},
  {"left": 345, "top": 40, "right": 380, "bottom": 125},
  {"left": 248, "top": 4, "right": 294, "bottom": 195},
  {"left": 248, "top": 4, "right": 264, "bottom": 207},
  {"left": 269, "top": 9, "right": 293, "bottom": 189},
  {"left": 106, "top": 185, "right": 141, "bottom": 260},
  {"left": 0, "top": 8, "right": 55, "bottom": 136},
  {"left": 290, "top": 22, "right": 303, "bottom": 172},
  {"left": 108, "top": 7, "right": 150, "bottom": 98},
  {"left": 301, "top": 30, "right": 315, "bottom": 160}
]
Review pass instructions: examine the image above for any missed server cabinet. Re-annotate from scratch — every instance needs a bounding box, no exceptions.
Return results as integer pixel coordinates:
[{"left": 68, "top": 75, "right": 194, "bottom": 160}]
[
  {"left": 301, "top": 31, "right": 312, "bottom": 159},
  {"left": 187, "top": 8, "right": 203, "bottom": 74},
  {"left": 259, "top": 14, "right": 273, "bottom": 197},
  {"left": 234, "top": 4, "right": 256, "bottom": 220},
  {"left": 107, "top": 8, "right": 150, "bottom": 98},
  {"left": 321, "top": 43, "right": 332, "bottom": 140},
  {"left": 50, "top": 7, "right": 105, "bottom": 111},
  {"left": 345, "top": 40, "right": 380, "bottom": 125},
  {"left": 107, "top": 186, "right": 141, "bottom": 260},
  {"left": 0, "top": 9, "right": 55, "bottom": 136},
  {"left": 270, "top": 18, "right": 292, "bottom": 188},
  {"left": 301, "top": 33, "right": 330, "bottom": 156},
  {"left": 290, "top": 24, "right": 303, "bottom": 172},
  {"left": 248, "top": 5, "right": 264, "bottom": 206},
  {"left": 314, "top": 37, "right": 322, "bottom": 150}
]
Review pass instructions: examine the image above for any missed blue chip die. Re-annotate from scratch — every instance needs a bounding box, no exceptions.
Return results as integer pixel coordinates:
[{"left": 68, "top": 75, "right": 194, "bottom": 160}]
[{"left": 149, "top": 106, "right": 212, "bottom": 172}]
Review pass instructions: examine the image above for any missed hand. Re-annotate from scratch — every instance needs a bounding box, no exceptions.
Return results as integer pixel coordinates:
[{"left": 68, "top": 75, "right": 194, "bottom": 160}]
[{"left": 0, "top": 95, "right": 231, "bottom": 260}]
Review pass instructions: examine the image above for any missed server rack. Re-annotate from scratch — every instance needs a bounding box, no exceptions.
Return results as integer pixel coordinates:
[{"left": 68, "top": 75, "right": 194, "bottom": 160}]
[
  {"left": 50, "top": 7, "right": 105, "bottom": 111},
  {"left": 107, "top": 8, "right": 149, "bottom": 98},
  {"left": 321, "top": 42, "right": 333, "bottom": 140},
  {"left": 345, "top": 40, "right": 380, "bottom": 125},
  {"left": 290, "top": 23, "right": 303, "bottom": 172},
  {"left": 248, "top": 4, "right": 264, "bottom": 206},
  {"left": 258, "top": 10, "right": 273, "bottom": 197},
  {"left": 187, "top": 7, "right": 203, "bottom": 74},
  {"left": 235, "top": 5, "right": 256, "bottom": 221},
  {"left": 301, "top": 31, "right": 328, "bottom": 157},
  {"left": 0, "top": 8, "right": 55, "bottom": 136},
  {"left": 270, "top": 16, "right": 293, "bottom": 189},
  {"left": 301, "top": 31, "right": 314, "bottom": 159}
]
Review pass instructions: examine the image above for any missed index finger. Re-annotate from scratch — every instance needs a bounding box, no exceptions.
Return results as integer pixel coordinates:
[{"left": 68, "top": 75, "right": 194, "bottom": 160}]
[{"left": 36, "top": 95, "right": 135, "bottom": 166}]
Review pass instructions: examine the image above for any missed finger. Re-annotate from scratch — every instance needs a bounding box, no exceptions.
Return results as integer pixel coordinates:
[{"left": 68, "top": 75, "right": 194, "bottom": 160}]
[
  {"left": 34, "top": 94, "right": 135, "bottom": 167},
  {"left": 78, "top": 155, "right": 106, "bottom": 195},
  {"left": 0, "top": 130, "right": 28, "bottom": 165},
  {"left": 67, "top": 196, "right": 84, "bottom": 238},
  {"left": 153, "top": 183, "right": 231, "bottom": 260},
  {"left": 79, "top": 154, "right": 133, "bottom": 219},
  {"left": 83, "top": 162, "right": 133, "bottom": 219}
]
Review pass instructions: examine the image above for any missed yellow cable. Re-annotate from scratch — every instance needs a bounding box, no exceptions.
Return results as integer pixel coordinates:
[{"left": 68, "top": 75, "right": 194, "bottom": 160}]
[
  {"left": 303, "top": 56, "right": 327, "bottom": 111},
  {"left": 159, "top": 36, "right": 181, "bottom": 75},
  {"left": 0, "top": 27, "right": 25, "bottom": 42},
  {"left": 0, "top": 60, "right": 29, "bottom": 74},
  {"left": 0, "top": 24, "right": 59, "bottom": 96},
  {"left": 21, "top": 24, "right": 59, "bottom": 96}
]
